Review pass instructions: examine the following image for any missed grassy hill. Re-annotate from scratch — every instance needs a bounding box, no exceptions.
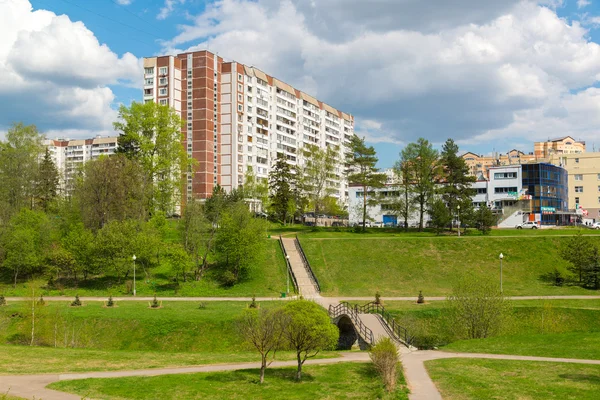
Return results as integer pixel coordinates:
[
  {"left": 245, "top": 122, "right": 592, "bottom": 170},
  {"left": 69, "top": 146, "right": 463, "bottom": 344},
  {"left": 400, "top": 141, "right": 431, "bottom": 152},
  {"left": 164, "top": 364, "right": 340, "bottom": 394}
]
[{"left": 299, "top": 236, "right": 600, "bottom": 296}]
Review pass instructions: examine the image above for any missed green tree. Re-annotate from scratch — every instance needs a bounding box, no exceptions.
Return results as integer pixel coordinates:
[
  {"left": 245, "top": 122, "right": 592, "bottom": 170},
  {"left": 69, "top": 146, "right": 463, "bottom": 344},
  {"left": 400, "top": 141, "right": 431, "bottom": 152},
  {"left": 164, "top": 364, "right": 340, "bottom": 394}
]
[
  {"left": 114, "top": 101, "right": 187, "bottom": 214},
  {"left": 180, "top": 201, "right": 214, "bottom": 280},
  {"left": 237, "top": 308, "right": 286, "bottom": 383},
  {"left": 74, "top": 155, "right": 150, "bottom": 231},
  {"left": 346, "top": 135, "right": 388, "bottom": 232},
  {"left": 299, "top": 144, "right": 339, "bottom": 215},
  {"left": 447, "top": 276, "right": 510, "bottom": 340},
  {"left": 34, "top": 147, "right": 60, "bottom": 212},
  {"left": 0, "top": 123, "right": 44, "bottom": 217},
  {"left": 429, "top": 198, "right": 452, "bottom": 234},
  {"left": 560, "top": 232, "right": 594, "bottom": 283},
  {"left": 243, "top": 167, "right": 269, "bottom": 213},
  {"left": 46, "top": 246, "right": 76, "bottom": 283},
  {"left": 94, "top": 220, "right": 139, "bottom": 282},
  {"left": 475, "top": 206, "right": 497, "bottom": 235},
  {"left": 282, "top": 300, "right": 339, "bottom": 381},
  {"left": 165, "top": 243, "right": 193, "bottom": 283},
  {"left": 583, "top": 247, "right": 600, "bottom": 290},
  {"left": 0, "top": 209, "right": 53, "bottom": 287},
  {"left": 439, "top": 139, "right": 476, "bottom": 231},
  {"left": 369, "top": 337, "right": 400, "bottom": 392},
  {"left": 391, "top": 160, "right": 416, "bottom": 231},
  {"left": 214, "top": 202, "right": 267, "bottom": 284},
  {"left": 62, "top": 223, "right": 96, "bottom": 281},
  {"left": 401, "top": 138, "right": 440, "bottom": 231},
  {"left": 269, "top": 155, "right": 294, "bottom": 224}
]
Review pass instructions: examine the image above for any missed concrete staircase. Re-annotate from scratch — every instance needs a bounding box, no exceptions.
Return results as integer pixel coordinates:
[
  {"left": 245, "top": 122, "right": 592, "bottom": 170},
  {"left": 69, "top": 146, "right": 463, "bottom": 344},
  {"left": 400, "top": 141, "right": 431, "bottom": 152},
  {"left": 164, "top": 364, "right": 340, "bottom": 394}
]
[{"left": 280, "top": 237, "right": 319, "bottom": 299}]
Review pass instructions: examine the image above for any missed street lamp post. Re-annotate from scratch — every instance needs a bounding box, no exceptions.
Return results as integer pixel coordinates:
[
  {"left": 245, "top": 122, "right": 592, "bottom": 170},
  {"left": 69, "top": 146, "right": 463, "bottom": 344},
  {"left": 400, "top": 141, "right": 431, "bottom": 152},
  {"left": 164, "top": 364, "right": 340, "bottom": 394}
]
[
  {"left": 457, "top": 205, "right": 461, "bottom": 237},
  {"left": 286, "top": 255, "right": 290, "bottom": 295},
  {"left": 132, "top": 255, "right": 137, "bottom": 296},
  {"left": 499, "top": 253, "right": 504, "bottom": 293}
]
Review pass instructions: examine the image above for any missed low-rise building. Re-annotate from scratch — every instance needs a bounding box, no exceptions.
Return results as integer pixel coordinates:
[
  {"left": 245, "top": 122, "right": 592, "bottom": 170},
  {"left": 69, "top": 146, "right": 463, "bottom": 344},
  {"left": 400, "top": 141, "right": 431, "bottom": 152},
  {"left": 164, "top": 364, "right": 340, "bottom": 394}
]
[{"left": 534, "top": 136, "right": 585, "bottom": 158}]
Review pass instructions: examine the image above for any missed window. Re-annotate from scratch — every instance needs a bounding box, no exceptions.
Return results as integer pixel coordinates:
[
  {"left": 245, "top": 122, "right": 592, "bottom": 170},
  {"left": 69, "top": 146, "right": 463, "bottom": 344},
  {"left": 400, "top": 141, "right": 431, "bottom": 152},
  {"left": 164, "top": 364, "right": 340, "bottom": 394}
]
[
  {"left": 159, "top": 99, "right": 167, "bottom": 105},
  {"left": 159, "top": 88, "right": 167, "bottom": 96},
  {"left": 238, "top": 74, "right": 243, "bottom": 81},
  {"left": 145, "top": 78, "right": 154, "bottom": 85},
  {"left": 494, "top": 187, "right": 518, "bottom": 194},
  {"left": 575, "top": 174, "right": 583, "bottom": 181},
  {"left": 494, "top": 172, "right": 517, "bottom": 179},
  {"left": 575, "top": 197, "right": 580, "bottom": 205},
  {"left": 238, "top": 84, "right": 243, "bottom": 91},
  {"left": 144, "top": 67, "right": 154, "bottom": 75},
  {"left": 247, "top": 106, "right": 252, "bottom": 113},
  {"left": 159, "top": 77, "right": 167, "bottom": 85},
  {"left": 238, "top": 94, "right": 242, "bottom": 101},
  {"left": 597, "top": 174, "right": 600, "bottom": 180},
  {"left": 159, "top": 67, "right": 168, "bottom": 75},
  {"left": 575, "top": 186, "right": 584, "bottom": 193},
  {"left": 575, "top": 158, "right": 580, "bottom": 163},
  {"left": 476, "top": 188, "right": 487, "bottom": 194},
  {"left": 238, "top": 105, "right": 243, "bottom": 112}
]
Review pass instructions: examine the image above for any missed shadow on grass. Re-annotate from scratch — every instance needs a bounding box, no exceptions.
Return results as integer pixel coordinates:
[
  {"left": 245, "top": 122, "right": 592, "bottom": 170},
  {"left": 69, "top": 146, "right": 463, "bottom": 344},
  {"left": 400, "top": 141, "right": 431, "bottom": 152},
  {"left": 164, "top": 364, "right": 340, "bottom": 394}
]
[
  {"left": 559, "top": 374, "right": 600, "bottom": 384},
  {"left": 203, "top": 367, "right": 316, "bottom": 384}
]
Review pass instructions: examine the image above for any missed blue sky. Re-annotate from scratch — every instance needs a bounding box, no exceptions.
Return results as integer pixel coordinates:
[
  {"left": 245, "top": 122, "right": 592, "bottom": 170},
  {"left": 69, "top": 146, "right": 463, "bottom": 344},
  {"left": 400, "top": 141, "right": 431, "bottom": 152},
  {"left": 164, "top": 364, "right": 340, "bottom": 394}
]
[{"left": 4, "top": 0, "right": 600, "bottom": 168}]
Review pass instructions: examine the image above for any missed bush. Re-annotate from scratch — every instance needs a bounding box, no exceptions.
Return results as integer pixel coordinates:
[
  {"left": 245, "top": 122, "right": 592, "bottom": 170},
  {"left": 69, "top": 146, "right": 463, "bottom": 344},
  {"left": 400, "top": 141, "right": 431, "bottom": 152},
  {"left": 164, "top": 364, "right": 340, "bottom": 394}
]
[
  {"left": 71, "top": 295, "right": 82, "bottom": 307},
  {"left": 221, "top": 271, "right": 237, "bottom": 287},
  {"left": 0, "top": 295, "right": 5, "bottom": 306},
  {"left": 369, "top": 337, "right": 399, "bottom": 392},
  {"left": 106, "top": 296, "right": 114, "bottom": 307},
  {"left": 150, "top": 295, "right": 160, "bottom": 308},
  {"left": 375, "top": 292, "right": 382, "bottom": 305},
  {"left": 417, "top": 291, "right": 425, "bottom": 304},
  {"left": 37, "top": 295, "right": 46, "bottom": 306},
  {"left": 249, "top": 295, "right": 258, "bottom": 309}
]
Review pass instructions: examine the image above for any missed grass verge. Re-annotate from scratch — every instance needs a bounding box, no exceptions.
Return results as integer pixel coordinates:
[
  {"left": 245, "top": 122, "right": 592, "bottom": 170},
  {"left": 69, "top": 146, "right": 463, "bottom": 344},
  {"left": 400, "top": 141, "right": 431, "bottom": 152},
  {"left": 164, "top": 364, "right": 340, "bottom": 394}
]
[
  {"left": 426, "top": 358, "right": 600, "bottom": 400},
  {"left": 48, "top": 362, "right": 408, "bottom": 400}
]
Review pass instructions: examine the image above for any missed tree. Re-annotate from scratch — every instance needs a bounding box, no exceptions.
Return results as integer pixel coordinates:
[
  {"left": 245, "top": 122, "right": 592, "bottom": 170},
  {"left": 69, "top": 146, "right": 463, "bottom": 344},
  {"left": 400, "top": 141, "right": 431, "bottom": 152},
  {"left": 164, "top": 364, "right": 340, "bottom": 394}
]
[
  {"left": 299, "top": 144, "right": 338, "bottom": 215},
  {"left": 439, "top": 139, "right": 476, "bottom": 231},
  {"left": 165, "top": 243, "right": 193, "bottom": 282},
  {"left": 583, "top": 247, "right": 600, "bottom": 290},
  {"left": 74, "top": 155, "right": 150, "bottom": 231},
  {"left": 34, "top": 147, "right": 60, "bottom": 212},
  {"left": 400, "top": 138, "right": 440, "bottom": 231},
  {"left": 447, "top": 276, "right": 509, "bottom": 340},
  {"left": 391, "top": 160, "right": 416, "bottom": 231},
  {"left": 428, "top": 198, "right": 452, "bottom": 234},
  {"left": 94, "top": 220, "right": 140, "bottom": 282},
  {"left": 369, "top": 337, "right": 399, "bottom": 392},
  {"left": 180, "top": 201, "right": 214, "bottom": 280},
  {"left": 269, "top": 155, "right": 295, "bottom": 224},
  {"left": 62, "top": 224, "right": 97, "bottom": 281},
  {"left": 560, "top": 232, "right": 594, "bottom": 283},
  {"left": 243, "top": 167, "right": 269, "bottom": 213},
  {"left": 114, "top": 101, "right": 188, "bottom": 214},
  {"left": 0, "top": 123, "right": 44, "bottom": 217},
  {"left": 475, "top": 206, "right": 497, "bottom": 235},
  {"left": 214, "top": 202, "right": 267, "bottom": 284},
  {"left": 237, "top": 308, "right": 286, "bottom": 383},
  {"left": 0, "top": 209, "right": 53, "bottom": 287},
  {"left": 346, "top": 135, "right": 388, "bottom": 232},
  {"left": 282, "top": 300, "right": 339, "bottom": 381}
]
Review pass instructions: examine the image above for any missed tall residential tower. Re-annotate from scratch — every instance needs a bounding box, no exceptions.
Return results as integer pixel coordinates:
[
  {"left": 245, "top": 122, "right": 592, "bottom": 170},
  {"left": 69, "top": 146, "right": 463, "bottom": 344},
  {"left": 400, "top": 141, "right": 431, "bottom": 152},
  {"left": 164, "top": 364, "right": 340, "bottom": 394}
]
[{"left": 143, "top": 50, "right": 354, "bottom": 205}]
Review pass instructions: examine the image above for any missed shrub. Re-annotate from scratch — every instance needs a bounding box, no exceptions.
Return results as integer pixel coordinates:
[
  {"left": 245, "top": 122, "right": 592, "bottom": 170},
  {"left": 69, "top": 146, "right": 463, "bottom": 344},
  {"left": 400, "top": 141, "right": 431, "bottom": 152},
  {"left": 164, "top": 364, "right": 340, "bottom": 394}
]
[
  {"left": 369, "top": 337, "right": 399, "bottom": 392},
  {"left": 150, "top": 295, "right": 160, "bottom": 308},
  {"left": 249, "top": 295, "right": 258, "bottom": 309},
  {"left": 552, "top": 268, "right": 565, "bottom": 286},
  {"left": 375, "top": 291, "right": 382, "bottom": 305},
  {"left": 198, "top": 302, "right": 206, "bottom": 309},
  {"left": 37, "top": 295, "right": 46, "bottom": 306},
  {"left": 0, "top": 295, "right": 6, "bottom": 306},
  {"left": 71, "top": 295, "right": 82, "bottom": 307},
  {"left": 221, "top": 271, "right": 237, "bottom": 287},
  {"left": 106, "top": 296, "right": 114, "bottom": 307},
  {"left": 417, "top": 291, "right": 425, "bottom": 304}
]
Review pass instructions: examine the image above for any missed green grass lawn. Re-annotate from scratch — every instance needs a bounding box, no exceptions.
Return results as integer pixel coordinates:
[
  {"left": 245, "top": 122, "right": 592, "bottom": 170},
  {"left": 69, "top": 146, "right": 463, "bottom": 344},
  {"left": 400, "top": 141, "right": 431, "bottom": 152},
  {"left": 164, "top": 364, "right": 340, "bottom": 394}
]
[
  {"left": 49, "top": 362, "right": 408, "bottom": 400},
  {"left": 0, "top": 239, "right": 287, "bottom": 298},
  {"left": 300, "top": 236, "right": 600, "bottom": 296},
  {"left": 426, "top": 358, "right": 600, "bottom": 400},
  {"left": 0, "top": 301, "right": 282, "bottom": 352}
]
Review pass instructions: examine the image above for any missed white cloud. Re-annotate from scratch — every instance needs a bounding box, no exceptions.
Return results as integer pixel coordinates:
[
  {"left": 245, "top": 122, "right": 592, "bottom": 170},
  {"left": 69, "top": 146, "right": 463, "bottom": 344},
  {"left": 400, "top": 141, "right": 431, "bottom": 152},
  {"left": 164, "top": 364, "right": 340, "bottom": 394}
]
[
  {"left": 165, "top": 0, "right": 600, "bottom": 149},
  {"left": 577, "top": 0, "right": 591, "bottom": 8},
  {"left": 157, "top": 0, "right": 186, "bottom": 20},
  {"left": 0, "top": 0, "right": 141, "bottom": 136},
  {"left": 116, "top": 0, "right": 132, "bottom": 5}
]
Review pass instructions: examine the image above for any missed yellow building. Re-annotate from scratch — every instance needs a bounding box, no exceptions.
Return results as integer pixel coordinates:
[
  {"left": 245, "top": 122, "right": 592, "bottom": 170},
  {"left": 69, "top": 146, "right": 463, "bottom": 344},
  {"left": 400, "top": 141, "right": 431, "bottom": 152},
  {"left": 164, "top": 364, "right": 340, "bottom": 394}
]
[
  {"left": 550, "top": 152, "right": 600, "bottom": 220},
  {"left": 462, "top": 150, "right": 537, "bottom": 177},
  {"left": 534, "top": 136, "right": 585, "bottom": 158}
]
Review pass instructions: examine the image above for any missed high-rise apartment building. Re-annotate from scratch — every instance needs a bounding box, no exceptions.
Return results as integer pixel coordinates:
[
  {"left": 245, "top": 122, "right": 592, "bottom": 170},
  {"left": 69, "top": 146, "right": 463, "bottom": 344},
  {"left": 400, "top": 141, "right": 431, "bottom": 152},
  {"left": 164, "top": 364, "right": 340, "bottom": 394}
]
[
  {"left": 44, "top": 136, "right": 119, "bottom": 189},
  {"left": 143, "top": 50, "right": 354, "bottom": 204}
]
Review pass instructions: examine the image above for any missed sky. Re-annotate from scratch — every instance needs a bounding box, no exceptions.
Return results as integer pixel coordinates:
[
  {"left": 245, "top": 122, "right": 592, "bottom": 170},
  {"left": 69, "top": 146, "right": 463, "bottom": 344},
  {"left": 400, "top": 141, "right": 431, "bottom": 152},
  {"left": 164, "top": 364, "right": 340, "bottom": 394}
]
[{"left": 2, "top": 0, "right": 600, "bottom": 168}]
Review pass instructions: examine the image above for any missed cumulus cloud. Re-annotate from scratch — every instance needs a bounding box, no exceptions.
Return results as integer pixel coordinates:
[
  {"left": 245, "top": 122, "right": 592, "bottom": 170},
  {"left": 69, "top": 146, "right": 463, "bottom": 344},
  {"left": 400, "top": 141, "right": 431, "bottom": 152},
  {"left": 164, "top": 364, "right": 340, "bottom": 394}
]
[
  {"left": 577, "top": 0, "right": 591, "bottom": 8},
  {"left": 157, "top": 0, "right": 186, "bottom": 20},
  {"left": 165, "top": 0, "right": 600, "bottom": 150},
  {"left": 0, "top": 0, "right": 141, "bottom": 136}
]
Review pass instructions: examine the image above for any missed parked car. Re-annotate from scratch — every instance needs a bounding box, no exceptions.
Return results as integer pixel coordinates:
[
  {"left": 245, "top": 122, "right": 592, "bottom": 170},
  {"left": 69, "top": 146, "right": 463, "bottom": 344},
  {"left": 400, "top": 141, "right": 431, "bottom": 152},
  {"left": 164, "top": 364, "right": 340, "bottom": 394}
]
[
  {"left": 516, "top": 221, "right": 538, "bottom": 229},
  {"left": 592, "top": 222, "right": 600, "bottom": 230}
]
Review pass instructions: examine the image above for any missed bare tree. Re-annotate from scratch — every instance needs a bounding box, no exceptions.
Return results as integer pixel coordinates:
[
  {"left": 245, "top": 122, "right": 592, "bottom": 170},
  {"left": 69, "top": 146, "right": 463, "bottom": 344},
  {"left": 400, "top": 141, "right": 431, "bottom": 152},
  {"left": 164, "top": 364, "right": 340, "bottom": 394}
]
[{"left": 237, "top": 308, "right": 286, "bottom": 383}]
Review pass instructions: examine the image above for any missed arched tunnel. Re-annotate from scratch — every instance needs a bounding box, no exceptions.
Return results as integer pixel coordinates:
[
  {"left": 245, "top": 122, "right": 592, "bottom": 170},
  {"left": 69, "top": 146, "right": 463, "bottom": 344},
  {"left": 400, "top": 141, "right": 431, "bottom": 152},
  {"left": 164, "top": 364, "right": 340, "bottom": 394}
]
[{"left": 335, "top": 315, "right": 359, "bottom": 350}]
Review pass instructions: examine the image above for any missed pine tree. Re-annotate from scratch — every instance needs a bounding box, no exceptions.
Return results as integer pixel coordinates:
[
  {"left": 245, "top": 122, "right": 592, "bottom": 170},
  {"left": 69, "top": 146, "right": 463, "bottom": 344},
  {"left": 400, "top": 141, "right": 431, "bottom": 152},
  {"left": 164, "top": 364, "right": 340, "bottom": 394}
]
[
  {"left": 107, "top": 296, "right": 114, "bottom": 307},
  {"left": 71, "top": 294, "right": 82, "bottom": 307},
  {"left": 346, "top": 135, "right": 387, "bottom": 232},
  {"left": 34, "top": 147, "right": 60, "bottom": 211},
  {"left": 269, "top": 155, "right": 294, "bottom": 224},
  {"left": 0, "top": 294, "right": 6, "bottom": 306}
]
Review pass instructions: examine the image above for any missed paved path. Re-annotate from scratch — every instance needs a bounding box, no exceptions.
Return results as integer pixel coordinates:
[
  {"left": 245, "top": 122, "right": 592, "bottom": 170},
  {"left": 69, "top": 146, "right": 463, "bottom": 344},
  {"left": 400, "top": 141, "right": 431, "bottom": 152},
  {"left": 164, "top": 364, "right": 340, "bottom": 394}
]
[
  {"left": 0, "top": 353, "right": 370, "bottom": 400},
  {"left": 400, "top": 351, "right": 600, "bottom": 400},
  {"left": 6, "top": 295, "right": 599, "bottom": 303}
]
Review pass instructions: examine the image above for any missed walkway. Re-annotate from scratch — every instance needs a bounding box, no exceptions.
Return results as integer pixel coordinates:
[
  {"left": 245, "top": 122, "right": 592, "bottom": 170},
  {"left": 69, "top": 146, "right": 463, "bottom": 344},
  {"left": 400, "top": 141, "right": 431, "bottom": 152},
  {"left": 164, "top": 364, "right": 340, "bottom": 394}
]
[
  {"left": 280, "top": 237, "right": 319, "bottom": 299},
  {"left": 0, "top": 353, "right": 370, "bottom": 400}
]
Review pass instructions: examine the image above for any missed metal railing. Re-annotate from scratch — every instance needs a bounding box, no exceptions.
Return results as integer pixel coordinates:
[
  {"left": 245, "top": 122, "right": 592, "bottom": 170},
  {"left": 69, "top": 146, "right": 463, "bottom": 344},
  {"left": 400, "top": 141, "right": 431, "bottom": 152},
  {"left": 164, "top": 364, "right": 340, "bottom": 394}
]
[
  {"left": 354, "top": 302, "right": 413, "bottom": 347},
  {"left": 294, "top": 235, "right": 321, "bottom": 292},
  {"left": 279, "top": 235, "right": 298, "bottom": 294},
  {"left": 329, "top": 302, "right": 374, "bottom": 344}
]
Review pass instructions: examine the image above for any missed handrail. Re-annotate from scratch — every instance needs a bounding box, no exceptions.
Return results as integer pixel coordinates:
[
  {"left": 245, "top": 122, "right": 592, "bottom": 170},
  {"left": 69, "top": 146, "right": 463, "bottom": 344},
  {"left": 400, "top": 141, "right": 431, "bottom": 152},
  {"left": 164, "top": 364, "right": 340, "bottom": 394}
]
[
  {"left": 329, "top": 302, "right": 374, "bottom": 344},
  {"left": 354, "top": 302, "right": 413, "bottom": 347},
  {"left": 279, "top": 235, "right": 298, "bottom": 293},
  {"left": 294, "top": 235, "right": 321, "bottom": 292}
]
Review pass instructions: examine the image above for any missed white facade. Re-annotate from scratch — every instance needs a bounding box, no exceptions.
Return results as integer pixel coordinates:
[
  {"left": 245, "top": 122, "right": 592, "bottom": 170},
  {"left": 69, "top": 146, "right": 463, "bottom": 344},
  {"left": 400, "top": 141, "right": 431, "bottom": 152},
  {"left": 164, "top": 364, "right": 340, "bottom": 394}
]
[
  {"left": 44, "top": 136, "right": 119, "bottom": 189},
  {"left": 471, "top": 166, "right": 524, "bottom": 210},
  {"left": 220, "top": 65, "right": 353, "bottom": 204}
]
